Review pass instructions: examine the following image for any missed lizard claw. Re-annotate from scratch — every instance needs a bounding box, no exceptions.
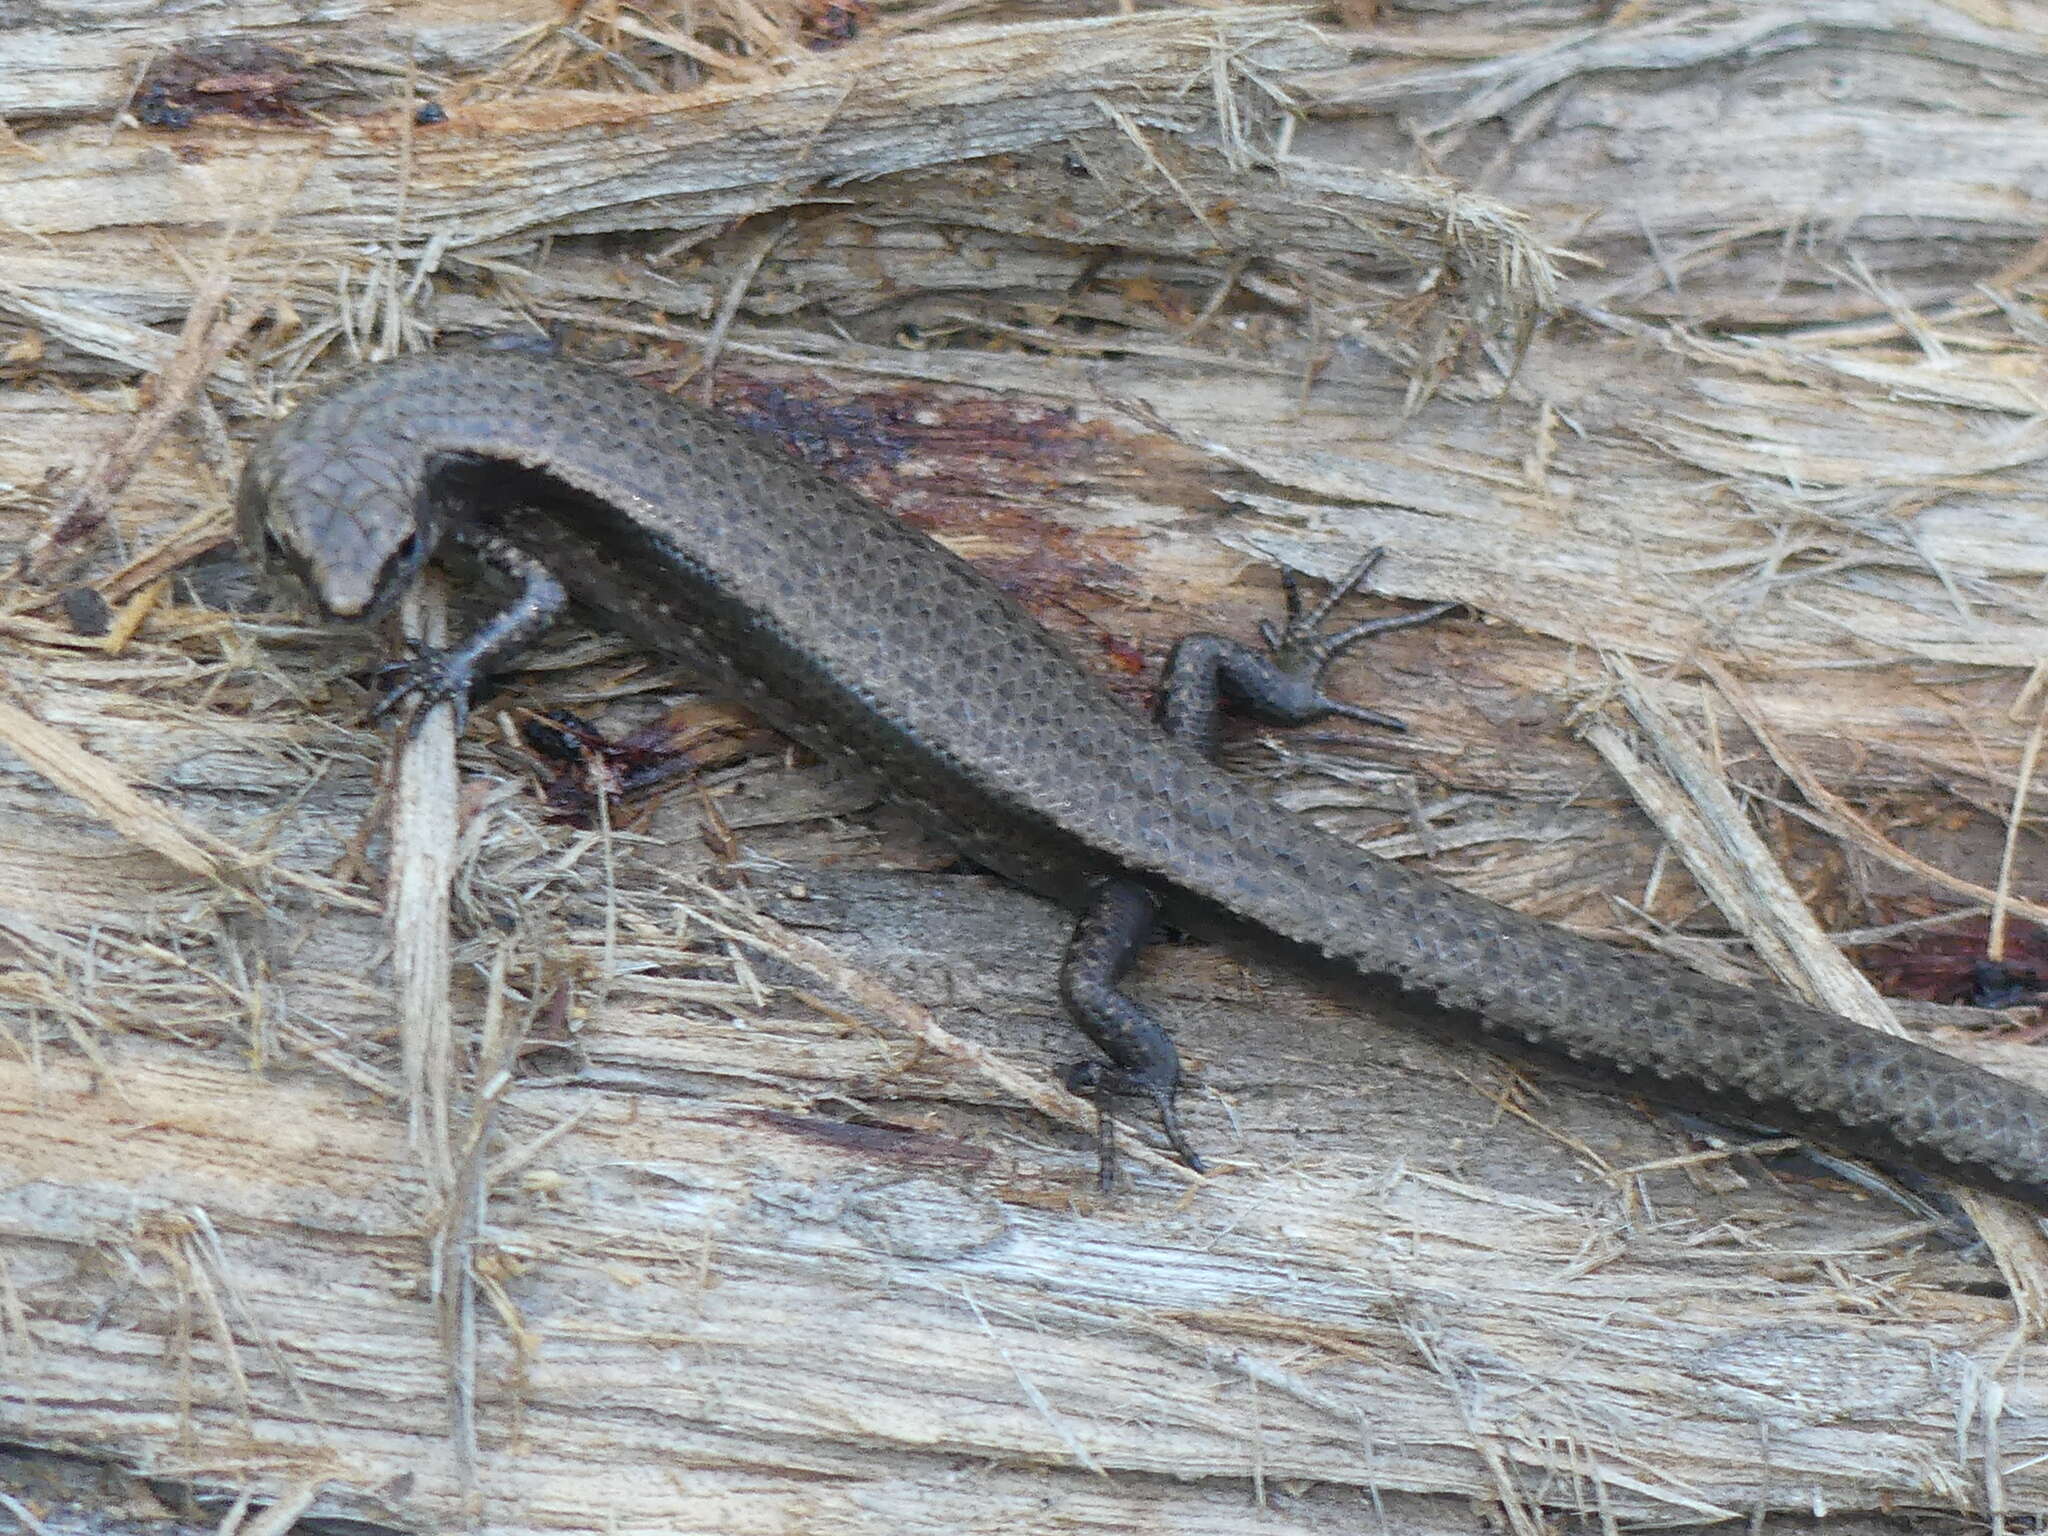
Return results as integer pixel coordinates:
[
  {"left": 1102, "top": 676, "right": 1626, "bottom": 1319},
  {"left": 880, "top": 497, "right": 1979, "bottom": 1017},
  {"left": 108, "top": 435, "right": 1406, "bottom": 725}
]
[
  {"left": 1063, "top": 1058, "right": 1207, "bottom": 1189},
  {"left": 368, "top": 644, "right": 475, "bottom": 726},
  {"left": 1255, "top": 548, "right": 1457, "bottom": 731}
]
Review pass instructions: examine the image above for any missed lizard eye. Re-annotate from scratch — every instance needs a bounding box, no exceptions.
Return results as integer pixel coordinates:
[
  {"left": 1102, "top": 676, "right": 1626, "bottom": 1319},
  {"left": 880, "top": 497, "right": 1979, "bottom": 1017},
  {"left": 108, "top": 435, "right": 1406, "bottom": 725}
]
[{"left": 349, "top": 530, "right": 433, "bottom": 621}]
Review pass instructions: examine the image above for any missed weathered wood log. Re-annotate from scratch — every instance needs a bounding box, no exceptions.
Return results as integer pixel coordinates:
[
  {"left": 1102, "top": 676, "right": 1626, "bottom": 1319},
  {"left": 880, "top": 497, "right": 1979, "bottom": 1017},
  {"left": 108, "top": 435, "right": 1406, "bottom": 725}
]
[{"left": 3, "top": 3, "right": 2048, "bottom": 1531}]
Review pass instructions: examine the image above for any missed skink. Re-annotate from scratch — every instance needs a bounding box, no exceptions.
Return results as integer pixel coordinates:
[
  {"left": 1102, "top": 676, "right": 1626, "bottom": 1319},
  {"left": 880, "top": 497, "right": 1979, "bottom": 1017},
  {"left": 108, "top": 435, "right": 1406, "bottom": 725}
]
[{"left": 237, "top": 349, "right": 2048, "bottom": 1209}]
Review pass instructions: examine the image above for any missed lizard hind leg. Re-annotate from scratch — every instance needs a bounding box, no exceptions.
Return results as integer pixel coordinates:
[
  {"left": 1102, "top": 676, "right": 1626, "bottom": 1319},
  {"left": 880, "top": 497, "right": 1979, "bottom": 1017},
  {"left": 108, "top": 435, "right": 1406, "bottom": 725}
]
[
  {"left": 1156, "top": 546, "right": 1457, "bottom": 755},
  {"left": 1058, "top": 878, "right": 1203, "bottom": 1188}
]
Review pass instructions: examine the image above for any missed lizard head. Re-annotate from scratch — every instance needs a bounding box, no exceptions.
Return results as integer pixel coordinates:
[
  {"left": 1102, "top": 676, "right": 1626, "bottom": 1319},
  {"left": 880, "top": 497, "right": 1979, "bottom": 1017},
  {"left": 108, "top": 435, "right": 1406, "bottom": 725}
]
[{"left": 237, "top": 418, "right": 441, "bottom": 622}]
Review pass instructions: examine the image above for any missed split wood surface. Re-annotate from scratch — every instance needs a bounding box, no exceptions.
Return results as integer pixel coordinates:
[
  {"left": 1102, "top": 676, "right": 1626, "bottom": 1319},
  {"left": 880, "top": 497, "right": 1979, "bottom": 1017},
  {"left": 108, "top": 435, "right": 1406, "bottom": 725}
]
[{"left": 3, "top": 3, "right": 2048, "bottom": 1531}]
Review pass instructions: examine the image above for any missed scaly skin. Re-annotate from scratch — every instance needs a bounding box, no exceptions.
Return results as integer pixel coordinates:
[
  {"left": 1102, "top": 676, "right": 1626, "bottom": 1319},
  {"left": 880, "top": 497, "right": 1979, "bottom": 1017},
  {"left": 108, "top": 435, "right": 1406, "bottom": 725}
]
[{"left": 238, "top": 350, "right": 2048, "bottom": 1209}]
